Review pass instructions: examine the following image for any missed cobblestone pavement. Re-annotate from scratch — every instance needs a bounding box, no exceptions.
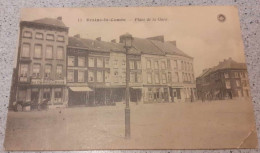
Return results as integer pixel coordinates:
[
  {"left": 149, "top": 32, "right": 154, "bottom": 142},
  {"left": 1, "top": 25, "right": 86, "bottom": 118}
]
[{"left": 4, "top": 99, "right": 257, "bottom": 150}]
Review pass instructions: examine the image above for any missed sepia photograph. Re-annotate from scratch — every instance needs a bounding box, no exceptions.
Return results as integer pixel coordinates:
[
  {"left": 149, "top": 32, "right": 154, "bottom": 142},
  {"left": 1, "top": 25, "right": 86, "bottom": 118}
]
[{"left": 4, "top": 6, "right": 258, "bottom": 150}]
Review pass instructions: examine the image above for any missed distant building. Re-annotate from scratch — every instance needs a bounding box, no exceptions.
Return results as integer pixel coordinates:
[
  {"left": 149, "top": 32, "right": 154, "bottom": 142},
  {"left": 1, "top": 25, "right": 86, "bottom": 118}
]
[
  {"left": 16, "top": 17, "right": 69, "bottom": 109},
  {"left": 196, "top": 58, "right": 250, "bottom": 101}
]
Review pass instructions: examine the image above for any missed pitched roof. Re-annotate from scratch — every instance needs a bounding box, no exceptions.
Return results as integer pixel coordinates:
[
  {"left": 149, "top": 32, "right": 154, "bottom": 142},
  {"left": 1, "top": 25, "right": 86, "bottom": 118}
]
[
  {"left": 132, "top": 37, "right": 165, "bottom": 55},
  {"left": 68, "top": 36, "right": 142, "bottom": 54},
  {"left": 149, "top": 40, "right": 192, "bottom": 58},
  {"left": 68, "top": 35, "right": 192, "bottom": 57},
  {"left": 32, "top": 17, "right": 67, "bottom": 27},
  {"left": 198, "top": 58, "right": 247, "bottom": 78}
]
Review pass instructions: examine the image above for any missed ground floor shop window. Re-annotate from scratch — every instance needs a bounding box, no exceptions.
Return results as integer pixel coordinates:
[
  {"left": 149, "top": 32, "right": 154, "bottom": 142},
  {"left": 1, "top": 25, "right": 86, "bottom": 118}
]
[
  {"left": 43, "top": 88, "right": 51, "bottom": 102},
  {"left": 54, "top": 88, "right": 62, "bottom": 103}
]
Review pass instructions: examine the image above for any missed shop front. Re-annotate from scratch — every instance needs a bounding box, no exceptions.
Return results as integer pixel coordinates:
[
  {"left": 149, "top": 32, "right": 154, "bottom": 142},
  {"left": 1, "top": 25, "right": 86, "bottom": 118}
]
[
  {"left": 68, "top": 86, "right": 93, "bottom": 106},
  {"left": 17, "top": 85, "right": 67, "bottom": 110}
]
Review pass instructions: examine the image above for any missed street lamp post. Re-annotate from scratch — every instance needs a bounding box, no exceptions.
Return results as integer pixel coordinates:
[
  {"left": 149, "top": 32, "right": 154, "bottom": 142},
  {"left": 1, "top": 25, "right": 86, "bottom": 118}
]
[{"left": 121, "top": 33, "right": 133, "bottom": 139}]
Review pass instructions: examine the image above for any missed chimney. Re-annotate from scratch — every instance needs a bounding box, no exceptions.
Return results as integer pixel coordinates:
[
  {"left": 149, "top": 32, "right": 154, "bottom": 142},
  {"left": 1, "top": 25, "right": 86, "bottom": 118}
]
[
  {"left": 147, "top": 35, "right": 164, "bottom": 42},
  {"left": 57, "top": 16, "right": 62, "bottom": 20},
  {"left": 74, "top": 34, "right": 80, "bottom": 38},
  {"left": 111, "top": 39, "right": 116, "bottom": 43},
  {"left": 96, "top": 37, "right": 101, "bottom": 41},
  {"left": 167, "top": 41, "right": 176, "bottom": 46}
]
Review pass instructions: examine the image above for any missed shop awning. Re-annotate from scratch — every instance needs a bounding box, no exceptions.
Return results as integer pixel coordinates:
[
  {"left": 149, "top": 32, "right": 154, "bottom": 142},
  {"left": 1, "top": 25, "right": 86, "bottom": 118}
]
[{"left": 69, "top": 87, "right": 93, "bottom": 92}]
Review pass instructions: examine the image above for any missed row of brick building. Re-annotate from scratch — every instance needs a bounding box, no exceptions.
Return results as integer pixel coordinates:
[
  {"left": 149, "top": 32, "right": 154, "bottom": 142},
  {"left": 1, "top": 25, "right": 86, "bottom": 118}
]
[{"left": 11, "top": 16, "right": 196, "bottom": 108}]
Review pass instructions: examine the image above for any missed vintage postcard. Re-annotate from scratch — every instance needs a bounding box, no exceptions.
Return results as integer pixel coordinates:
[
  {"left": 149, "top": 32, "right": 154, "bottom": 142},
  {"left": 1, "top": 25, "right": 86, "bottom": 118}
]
[{"left": 4, "top": 6, "right": 258, "bottom": 150}]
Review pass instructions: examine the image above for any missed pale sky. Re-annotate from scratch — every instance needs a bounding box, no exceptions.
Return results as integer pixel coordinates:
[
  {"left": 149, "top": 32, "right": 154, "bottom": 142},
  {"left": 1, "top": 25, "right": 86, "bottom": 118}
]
[{"left": 20, "top": 6, "right": 246, "bottom": 77}]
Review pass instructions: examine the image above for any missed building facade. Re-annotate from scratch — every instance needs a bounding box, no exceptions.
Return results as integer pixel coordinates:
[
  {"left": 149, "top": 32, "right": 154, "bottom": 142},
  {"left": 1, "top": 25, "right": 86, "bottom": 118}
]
[
  {"left": 12, "top": 17, "right": 196, "bottom": 109},
  {"left": 131, "top": 36, "right": 196, "bottom": 103},
  {"left": 16, "top": 17, "right": 69, "bottom": 109},
  {"left": 196, "top": 58, "right": 250, "bottom": 101}
]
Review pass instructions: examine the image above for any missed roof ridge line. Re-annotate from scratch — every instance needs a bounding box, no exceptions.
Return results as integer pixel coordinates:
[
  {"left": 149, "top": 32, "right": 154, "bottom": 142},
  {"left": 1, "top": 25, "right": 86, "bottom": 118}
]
[{"left": 148, "top": 39, "right": 166, "bottom": 55}]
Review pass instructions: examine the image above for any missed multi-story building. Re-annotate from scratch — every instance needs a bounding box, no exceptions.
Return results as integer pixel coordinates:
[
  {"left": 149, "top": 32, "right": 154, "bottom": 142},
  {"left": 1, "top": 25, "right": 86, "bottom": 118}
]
[
  {"left": 196, "top": 58, "right": 250, "bottom": 101},
  {"left": 16, "top": 17, "right": 69, "bottom": 109},
  {"left": 12, "top": 17, "right": 196, "bottom": 108},
  {"left": 130, "top": 36, "right": 196, "bottom": 103}
]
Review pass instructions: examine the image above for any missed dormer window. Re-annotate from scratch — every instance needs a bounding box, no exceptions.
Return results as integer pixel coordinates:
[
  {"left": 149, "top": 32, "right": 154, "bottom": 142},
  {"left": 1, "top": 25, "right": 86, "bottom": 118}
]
[{"left": 35, "top": 32, "right": 43, "bottom": 39}]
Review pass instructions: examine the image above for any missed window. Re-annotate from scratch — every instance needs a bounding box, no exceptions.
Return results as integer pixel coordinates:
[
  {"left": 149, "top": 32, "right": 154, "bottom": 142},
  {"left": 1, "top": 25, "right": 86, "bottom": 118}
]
[
  {"left": 225, "top": 81, "right": 231, "bottom": 89},
  {"left": 234, "top": 72, "right": 239, "bottom": 78},
  {"left": 35, "top": 32, "right": 43, "bottom": 39},
  {"left": 154, "top": 61, "right": 159, "bottom": 69},
  {"left": 21, "top": 43, "right": 30, "bottom": 58},
  {"left": 162, "top": 73, "right": 167, "bottom": 83},
  {"left": 78, "top": 70, "right": 85, "bottom": 82},
  {"left": 122, "top": 59, "right": 126, "bottom": 67},
  {"left": 114, "top": 70, "right": 119, "bottom": 82},
  {"left": 68, "top": 56, "right": 75, "bottom": 66},
  {"left": 122, "top": 71, "right": 126, "bottom": 83},
  {"left": 245, "top": 89, "right": 249, "bottom": 97},
  {"left": 188, "top": 74, "right": 191, "bottom": 82},
  {"left": 105, "top": 71, "right": 110, "bottom": 82},
  {"left": 46, "top": 46, "right": 53, "bottom": 59},
  {"left": 104, "top": 58, "right": 109, "bottom": 68},
  {"left": 130, "top": 60, "right": 135, "bottom": 69},
  {"left": 161, "top": 61, "right": 166, "bottom": 69},
  {"left": 242, "top": 80, "right": 247, "bottom": 87},
  {"left": 174, "top": 60, "right": 178, "bottom": 69},
  {"left": 97, "top": 71, "right": 103, "bottom": 82},
  {"left": 88, "top": 70, "right": 94, "bottom": 82},
  {"left": 147, "top": 73, "right": 152, "bottom": 84},
  {"left": 113, "top": 59, "right": 118, "bottom": 67},
  {"left": 56, "top": 65, "right": 63, "bottom": 79},
  {"left": 175, "top": 72, "right": 179, "bottom": 82},
  {"left": 43, "top": 88, "right": 51, "bottom": 100},
  {"left": 224, "top": 72, "right": 229, "bottom": 78},
  {"left": 88, "top": 57, "right": 95, "bottom": 67},
  {"left": 155, "top": 73, "right": 159, "bottom": 84},
  {"left": 34, "top": 44, "right": 42, "bottom": 58},
  {"left": 168, "top": 72, "right": 172, "bottom": 82},
  {"left": 46, "top": 34, "right": 54, "bottom": 41},
  {"left": 167, "top": 59, "right": 171, "bottom": 69},
  {"left": 57, "top": 35, "right": 65, "bottom": 42},
  {"left": 146, "top": 60, "right": 151, "bottom": 69},
  {"left": 54, "top": 88, "right": 62, "bottom": 103},
  {"left": 57, "top": 47, "right": 64, "bottom": 59},
  {"left": 137, "top": 73, "right": 142, "bottom": 83},
  {"left": 97, "top": 57, "right": 103, "bottom": 67},
  {"left": 78, "top": 57, "right": 85, "bottom": 67},
  {"left": 181, "top": 61, "right": 184, "bottom": 70},
  {"left": 44, "top": 64, "right": 52, "bottom": 79},
  {"left": 67, "top": 70, "right": 74, "bottom": 82},
  {"left": 20, "top": 64, "right": 29, "bottom": 77},
  {"left": 130, "top": 72, "right": 135, "bottom": 82},
  {"left": 23, "top": 31, "right": 32, "bottom": 38},
  {"left": 32, "top": 64, "right": 41, "bottom": 78},
  {"left": 137, "top": 61, "right": 141, "bottom": 69},
  {"left": 236, "top": 80, "right": 241, "bottom": 87}
]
